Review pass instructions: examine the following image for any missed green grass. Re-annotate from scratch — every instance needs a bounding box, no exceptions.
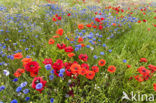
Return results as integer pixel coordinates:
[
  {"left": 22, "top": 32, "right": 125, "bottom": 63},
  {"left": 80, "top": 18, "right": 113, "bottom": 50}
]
[{"left": 0, "top": 0, "right": 156, "bottom": 103}]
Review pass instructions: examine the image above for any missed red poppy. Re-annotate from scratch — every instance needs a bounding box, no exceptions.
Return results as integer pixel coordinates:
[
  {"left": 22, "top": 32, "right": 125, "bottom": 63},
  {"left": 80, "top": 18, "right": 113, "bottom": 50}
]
[
  {"left": 30, "top": 71, "right": 38, "bottom": 77},
  {"left": 14, "top": 72, "right": 22, "bottom": 77},
  {"left": 43, "top": 58, "right": 53, "bottom": 65},
  {"left": 140, "top": 58, "right": 148, "bottom": 62},
  {"left": 70, "top": 63, "right": 81, "bottom": 74},
  {"left": 52, "top": 17, "right": 57, "bottom": 22},
  {"left": 143, "top": 19, "right": 147, "bottom": 22},
  {"left": 21, "top": 58, "right": 32, "bottom": 66},
  {"left": 32, "top": 77, "right": 47, "bottom": 93},
  {"left": 67, "top": 13, "right": 71, "bottom": 16},
  {"left": 147, "top": 28, "right": 151, "bottom": 31},
  {"left": 112, "top": 23, "right": 117, "bottom": 26},
  {"left": 92, "top": 25, "right": 97, "bottom": 28},
  {"left": 78, "top": 54, "right": 88, "bottom": 62},
  {"left": 14, "top": 53, "right": 23, "bottom": 59},
  {"left": 14, "top": 68, "right": 25, "bottom": 77},
  {"left": 64, "top": 62, "right": 72, "bottom": 69},
  {"left": 86, "top": 24, "right": 92, "bottom": 27},
  {"left": 67, "top": 90, "right": 74, "bottom": 97},
  {"left": 53, "top": 35, "right": 60, "bottom": 38},
  {"left": 64, "top": 46, "right": 74, "bottom": 52},
  {"left": 86, "top": 70, "right": 95, "bottom": 80},
  {"left": 153, "top": 83, "right": 156, "bottom": 91},
  {"left": 121, "top": 9, "right": 124, "bottom": 12},
  {"left": 57, "top": 43, "right": 66, "bottom": 49},
  {"left": 95, "top": 18, "right": 101, "bottom": 22},
  {"left": 107, "top": 65, "right": 116, "bottom": 73},
  {"left": 98, "top": 59, "right": 106, "bottom": 66},
  {"left": 65, "top": 68, "right": 72, "bottom": 76},
  {"left": 78, "top": 68, "right": 87, "bottom": 75},
  {"left": 25, "top": 61, "right": 40, "bottom": 73},
  {"left": 67, "top": 53, "right": 75, "bottom": 58},
  {"left": 138, "top": 20, "right": 141, "bottom": 23},
  {"left": 137, "top": 66, "right": 150, "bottom": 76},
  {"left": 57, "top": 16, "right": 62, "bottom": 20},
  {"left": 52, "top": 59, "right": 64, "bottom": 70},
  {"left": 154, "top": 17, "right": 156, "bottom": 19},
  {"left": 81, "top": 63, "right": 89, "bottom": 70},
  {"left": 16, "top": 68, "right": 25, "bottom": 73},
  {"left": 101, "top": 17, "right": 105, "bottom": 20},
  {"left": 80, "top": 43, "right": 85, "bottom": 47},
  {"left": 54, "top": 69, "right": 61, "bottom": 77},
  {"left": 134, "top": 75, "right": 144, "bottom": 82},
  {"left": 148, "top": 64, "right": 156, "bottom": 73},
  {"left": 48, "top": 38, "right": 55, "bottom": 44},
  {"left": 129, "top": 77, "right": 133, "bottom": 81},
  {"left": 56, "top": 28, "right": 64, "bottom": 36},
  {"left": 78, "top": 24, "right": 84, "bottom": 29},
  {"left": 99, "top": 25, "right": 103, "bottom": 30},
  {"left": 142, "top": 12, "right": 146, "bottom": 15},
  {"left": 127, "top": 64, "right": 131, "bottom": 68},
  {"left": 78, "top": 37, "right": 83, "bottom": 43},
  {"left": 92, "top": 66, "right": 99, "bottom": 73}
]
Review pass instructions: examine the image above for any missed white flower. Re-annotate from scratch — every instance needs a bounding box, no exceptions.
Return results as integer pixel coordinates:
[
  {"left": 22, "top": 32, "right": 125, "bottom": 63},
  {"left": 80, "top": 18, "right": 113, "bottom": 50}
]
[{"left": 3, "top": 70, "right": 10, "bottom": 76}]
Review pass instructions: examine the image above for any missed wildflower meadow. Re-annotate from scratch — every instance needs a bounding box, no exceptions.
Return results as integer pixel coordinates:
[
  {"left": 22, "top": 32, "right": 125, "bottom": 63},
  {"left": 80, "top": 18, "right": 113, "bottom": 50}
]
[{"left": 0, "top": 0, "right": 156, "bottom": 103}]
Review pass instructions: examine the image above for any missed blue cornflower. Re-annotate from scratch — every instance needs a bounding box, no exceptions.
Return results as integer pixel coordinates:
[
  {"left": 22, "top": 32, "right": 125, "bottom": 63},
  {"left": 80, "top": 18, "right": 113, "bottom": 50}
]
[
  {"left": 123, "top": 59, "right": 127, "bottom": 63},
  {"left": 0, "top": 85, "right": 5, "bottom": 91},
  {"left": 86, "top": 45, "right": 90, "bottom": 48},
  {"left": 7, "top": 55, "right": 11, "bottom": 58},
  {"left": 102, "top": 44, "right": 106, "bottom": 47},
  {"left": 10, "top": 55, "right": 14, "bottom": 60},
  {"left": 50, "top": 70, "right": 54, "bottom": 74},
  {"left": 79, "top": 32, "right": 83, "bottom": 36},
  {"left": 45, "top": 64, "right": 51, "bottom": 70},
  {"left": 20, "top": 82, "right": 27, "bottom": 88},
  {"left": 23, "top": 39, "right": 26, "bottom": 42},
  {"left": 75, "top": 47, "right": 79, "bottom": 51},
  {"left": 93, "top": 55, "right": 98, "bottom": 59},
  {"left": 13, "top": 43, "right": 17, "bottom": 46},
  {"left": 50, "top": 98, "right": 54, "bottom": 103},
  {"left": 59, "top": 73, "right": 64, "bottom": 77},
  {"left": 25, "top": 97, "right": 30, "bottom": 101},
  {"left": 35, "top": 35, "right": 38, "bottom": 38},
  {"left": 12, "top": 78, "right": 18, "bottom": 82},
  {"left": 5, "top": 38, "right": 9, "bottom": 41},
  {"left": 93, "top": 38, "right": 96, "bottom": 41},
  {"left": 10, "top": 99, "right": 18, "bottom": 103},
  {"left": 25, "top": 48, "right": 29, "bottom": 51},
  {"left": 89, "top": 40, "right": 93, "bottom": 43},
  {"left": 98, "top": 35, "right": 103, "bottom": 38},
  {"left": 100, "top": 52, "right": 105, "bottom": 55},
  {"left": 36, "top": 83, "right": 43, "bottom": 90},
  {"left": 16, "top": 86, "right": 22, "bottom": 93},
  {"left": 60, "top": 68, "right": 65, "bottom": 73},
  {"left": 26, "top": 55, "right": 30, "bottom": 58},
  {"left": 108, "top": 49, "right": 112, "bottom": 53},
  {"left": 2, "top": 46, "right": 6, "bottom": 49},
  {"left": 23, "top": 89, "right": 29, "bottom": 94},
  {"left": 2, "top": 54, "right": 6, "bottom": 57},
  {"left": 49, "top": 75, "right": 54, "bottom": 80}
]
